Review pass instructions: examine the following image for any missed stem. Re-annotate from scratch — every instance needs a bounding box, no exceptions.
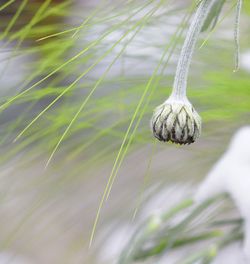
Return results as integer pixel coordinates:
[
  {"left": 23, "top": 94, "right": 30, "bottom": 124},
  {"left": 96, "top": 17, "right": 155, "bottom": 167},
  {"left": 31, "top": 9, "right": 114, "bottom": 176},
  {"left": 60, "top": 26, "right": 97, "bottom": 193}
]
[
  {"left": 234, "top": 0, "right": 242, "bottom": 72},
  {"left": 171, "top": 0, "right": 217, "bottom": 100}
]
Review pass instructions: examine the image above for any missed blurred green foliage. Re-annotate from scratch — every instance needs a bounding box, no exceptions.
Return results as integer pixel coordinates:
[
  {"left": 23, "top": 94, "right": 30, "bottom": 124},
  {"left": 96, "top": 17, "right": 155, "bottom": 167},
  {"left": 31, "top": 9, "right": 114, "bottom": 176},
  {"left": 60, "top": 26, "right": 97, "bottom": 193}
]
[{"left": 0, "top": 1, "right": 249, "bottom": 262}]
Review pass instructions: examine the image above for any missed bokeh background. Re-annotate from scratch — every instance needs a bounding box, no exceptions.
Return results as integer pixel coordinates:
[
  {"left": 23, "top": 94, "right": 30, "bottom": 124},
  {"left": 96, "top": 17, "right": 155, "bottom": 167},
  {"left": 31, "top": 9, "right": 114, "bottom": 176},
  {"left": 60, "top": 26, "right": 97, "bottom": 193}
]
[{"left": 0, "top": 0, "right": 249, "bottom": 263}]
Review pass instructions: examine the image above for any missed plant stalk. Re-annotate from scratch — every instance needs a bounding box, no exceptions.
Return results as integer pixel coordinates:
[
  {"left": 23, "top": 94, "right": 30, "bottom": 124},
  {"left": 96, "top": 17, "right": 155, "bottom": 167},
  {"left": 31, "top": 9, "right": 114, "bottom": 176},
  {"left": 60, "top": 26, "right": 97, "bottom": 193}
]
[{"left": 171, "top": 0, "right": 218, "bottom": 100}]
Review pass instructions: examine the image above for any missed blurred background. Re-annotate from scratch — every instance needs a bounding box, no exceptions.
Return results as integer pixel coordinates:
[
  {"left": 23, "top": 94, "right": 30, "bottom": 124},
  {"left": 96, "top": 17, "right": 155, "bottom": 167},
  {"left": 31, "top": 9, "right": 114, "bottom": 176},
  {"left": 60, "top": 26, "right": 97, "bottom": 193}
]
[{"left": 0, "top": 0, "right": 249, "bottom": 263}]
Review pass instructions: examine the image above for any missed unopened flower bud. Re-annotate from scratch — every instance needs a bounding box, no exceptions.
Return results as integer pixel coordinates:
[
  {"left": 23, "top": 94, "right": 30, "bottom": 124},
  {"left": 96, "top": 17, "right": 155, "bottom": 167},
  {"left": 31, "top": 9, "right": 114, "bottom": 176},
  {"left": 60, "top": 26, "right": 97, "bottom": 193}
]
[
  {"left": 150, "top": 0, "right": 215, "bottom": 144},
  {"left": 151, "top": 99, "right": 201, "bottom": 145}
]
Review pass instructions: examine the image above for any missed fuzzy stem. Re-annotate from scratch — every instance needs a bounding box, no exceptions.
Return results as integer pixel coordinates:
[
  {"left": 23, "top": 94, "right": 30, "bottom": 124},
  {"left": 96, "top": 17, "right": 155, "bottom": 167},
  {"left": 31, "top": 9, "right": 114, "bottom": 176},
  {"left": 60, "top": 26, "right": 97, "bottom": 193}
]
[
  {"left": 171, "top": 0, "right": 217, "bottom": 100},
  {"left": 234, "top": 0, "right": 242, "bottom": 72}
]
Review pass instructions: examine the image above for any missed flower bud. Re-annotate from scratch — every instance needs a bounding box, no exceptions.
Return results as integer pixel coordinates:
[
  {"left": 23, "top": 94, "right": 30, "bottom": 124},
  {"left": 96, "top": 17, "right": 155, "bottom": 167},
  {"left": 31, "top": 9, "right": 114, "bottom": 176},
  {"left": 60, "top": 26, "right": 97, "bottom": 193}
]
[{"left": 151, "top": 99, "right": 201, "bottom": 145}]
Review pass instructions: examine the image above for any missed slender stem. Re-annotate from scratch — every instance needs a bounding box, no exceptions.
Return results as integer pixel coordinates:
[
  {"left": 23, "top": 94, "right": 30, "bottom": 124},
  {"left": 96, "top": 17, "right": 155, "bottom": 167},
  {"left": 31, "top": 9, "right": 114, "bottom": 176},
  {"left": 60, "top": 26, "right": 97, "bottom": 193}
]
[
  {"left": 234, "top": 0, "right": 242, "bottom": 72},
  {"left": 171, "top": 0, "right": 217, "bottom": 100}
]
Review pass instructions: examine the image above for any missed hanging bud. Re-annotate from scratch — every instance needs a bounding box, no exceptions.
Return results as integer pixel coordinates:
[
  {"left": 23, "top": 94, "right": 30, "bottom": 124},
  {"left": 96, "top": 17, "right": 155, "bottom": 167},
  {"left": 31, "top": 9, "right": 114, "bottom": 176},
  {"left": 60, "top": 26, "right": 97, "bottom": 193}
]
[
  {"left": 151, "top": 98, "right": 201, "bottom": 145},
  {"left": 151, "top": 0, "right": 219, "bottom": 145}
]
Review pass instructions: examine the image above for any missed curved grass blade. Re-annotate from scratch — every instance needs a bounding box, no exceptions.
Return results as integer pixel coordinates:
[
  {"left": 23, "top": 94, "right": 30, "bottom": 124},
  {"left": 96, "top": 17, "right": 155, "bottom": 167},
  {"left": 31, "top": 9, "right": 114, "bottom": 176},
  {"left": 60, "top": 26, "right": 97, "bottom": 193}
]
[
  {"left": 199, "top": 2, "right": 236, "bottom": 49},
  {"left": 0, "top": 0, "right": 153, "bottom": 110},
  {"left": 0, "top": 0, "right": 28, "bottom": 41},
  {"left": 89, "top": 0, "right": 170, "bottom": 247},
  {"left": 0, "top": 0, "right": 15, "bottom": 12},
  {"left": 105, "top": 3, "right": 196, "bottom": 201},
  {"left": 45, "top": 16, "right": 150, "bottom": 167},
  {"left": 13, "top": 1, "right": 155, "bottom": 143}
]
